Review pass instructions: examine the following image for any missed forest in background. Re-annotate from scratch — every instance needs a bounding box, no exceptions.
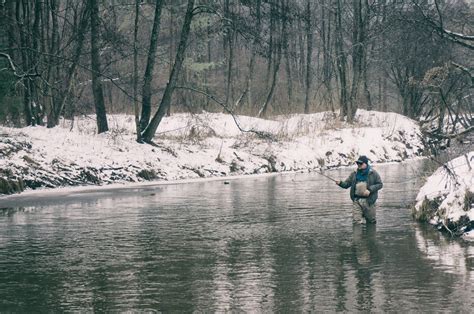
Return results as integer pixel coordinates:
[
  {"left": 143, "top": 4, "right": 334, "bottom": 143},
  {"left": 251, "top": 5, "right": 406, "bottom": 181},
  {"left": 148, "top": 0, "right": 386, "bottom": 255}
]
[{"left": 0, "top": 0, "right": 472, "bottom": 143}]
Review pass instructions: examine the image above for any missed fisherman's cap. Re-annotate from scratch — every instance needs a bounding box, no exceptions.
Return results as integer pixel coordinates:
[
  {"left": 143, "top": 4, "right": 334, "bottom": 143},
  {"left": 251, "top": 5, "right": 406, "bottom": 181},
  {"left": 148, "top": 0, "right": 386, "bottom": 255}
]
[{"left": 356, "top": 155, "right": 369, "bottom": 165}]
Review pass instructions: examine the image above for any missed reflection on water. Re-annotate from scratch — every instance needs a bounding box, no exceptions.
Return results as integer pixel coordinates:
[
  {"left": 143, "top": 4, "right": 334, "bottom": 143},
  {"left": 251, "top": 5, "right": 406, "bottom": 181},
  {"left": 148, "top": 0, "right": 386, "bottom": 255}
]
[
  {"left": 0, "top": 159, "right": 473, "bottom": 311},
  {"left": 415, "top": 225, "right": 474, "bottom": 278}
]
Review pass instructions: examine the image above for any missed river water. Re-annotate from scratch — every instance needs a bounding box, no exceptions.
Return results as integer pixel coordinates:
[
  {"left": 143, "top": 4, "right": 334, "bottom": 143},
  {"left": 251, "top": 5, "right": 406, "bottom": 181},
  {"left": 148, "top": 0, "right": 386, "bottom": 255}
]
[{"left": 0, "top": 159, "right": 473, "bottom": 311}]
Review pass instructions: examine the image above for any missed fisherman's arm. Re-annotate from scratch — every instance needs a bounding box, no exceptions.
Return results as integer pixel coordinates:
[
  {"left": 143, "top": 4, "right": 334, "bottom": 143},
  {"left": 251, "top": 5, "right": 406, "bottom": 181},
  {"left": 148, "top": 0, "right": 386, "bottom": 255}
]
[
  {"left": 368, "top": 172, "right": 383, "bottom": 192},
  {"left": 336, "top": 173, "right": 354, "bottom": 189}
]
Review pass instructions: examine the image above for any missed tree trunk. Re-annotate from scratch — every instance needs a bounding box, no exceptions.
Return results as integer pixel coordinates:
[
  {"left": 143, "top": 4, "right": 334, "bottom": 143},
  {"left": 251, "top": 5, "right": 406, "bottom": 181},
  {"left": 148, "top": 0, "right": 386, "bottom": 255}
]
[
  {"left": 380, "top": 1, "right": 387, "bottom": 112},
  {"left": 258, "top": 2, "right": 282, "bottom": 118},
  {"left": 245, "top": 0, "right": 261, "bottom": 109},
  {"left": 142, "top": 0, "right": 195, "bottom": 143},
  {"left": 39, "top": 0, "right": 50, "bottom": 125},
  {"left": 3, "top": 1, "right": 17, "bottom": 57},
  {"left": 0, "top": 3, "right": 6, "bottom": 46},
  {"left": 363, "top": 50, "right": 372, "bottom": 111},
  {"left": 17, "top": 0, "right": 33, "bottom": 126},
  {"left": 382, "top": 73, "right": 387, "bottom": 111},
  {"left": 297, "top": 17, "right": 305, "bottom": 87},
  {"left": 265, "top": 0, "right": 275, "bottom": 88},
  {"left": 321, "top": 0, "right": 334, "bottom": 112},
  {"left": 334, "top": 0, "right": 348, "bottom": 120},
  {"left": 282, "top": 0, "right": 293, "bottom": 108},
  {"left": 133, "top": 0, "right": 141, "bottom": 142},
  {"left": 89, "top": 0, "right": 108, "bottom": 133},
  {"left": 31, "top": 0, "right": 42, "bottom": 125},
  {"left": 258, "top": 45, "right": 281, "bottom": 118},
  {"left": 304, "top": 0, "right": 313, "bottom": 114},
  {"left": 205, "top": 16, "right": 211, "bottom": 110},
  {"left": 139, "top": 0, "right": 165, "bottom": 131},
  {"left": 224, "top": 0, "right": 234, "bottom": 107},
  {"left": 48, "top": 0, "right": 60, "bottom": 124},
  {"left": 348, "top": 0, "right": 364, "bottom": 123}
]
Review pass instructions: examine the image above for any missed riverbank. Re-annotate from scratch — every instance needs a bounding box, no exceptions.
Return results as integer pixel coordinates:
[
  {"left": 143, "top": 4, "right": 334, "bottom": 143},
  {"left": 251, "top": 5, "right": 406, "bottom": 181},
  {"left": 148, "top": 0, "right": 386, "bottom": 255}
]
[
  {"left": 414, "top": 151, "right": 474, "bottom": 240},
  {"left": 1, "top": 110, "right": 425, "bottom": 196},
  {"left": 0, "top": 110, "right": 424, "bottom": 194}
]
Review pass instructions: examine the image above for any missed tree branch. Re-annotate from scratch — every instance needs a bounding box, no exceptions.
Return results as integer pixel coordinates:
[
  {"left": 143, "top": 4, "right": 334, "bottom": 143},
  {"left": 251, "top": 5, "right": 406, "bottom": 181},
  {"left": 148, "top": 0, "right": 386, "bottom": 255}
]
[
  {"left": 0, "top": 52, "right": 41, "bottom": 79},
  {"left": 175, "top": 85, "right": 275, "bottom": 140},
  {"left": 426, "top": 125, "right": 474, "bottom": 140},
  {"left": 434, "top": 0, "right": 443, "bottom": 30},
  {"left": 412, "top": 0, "right": 474, "bottom": 50},
  {"left": 451, "top": 61, "right": 474, "bottom": 85},
  {"left": 443, "top": 29, "right": 474, "bottom": 41}
]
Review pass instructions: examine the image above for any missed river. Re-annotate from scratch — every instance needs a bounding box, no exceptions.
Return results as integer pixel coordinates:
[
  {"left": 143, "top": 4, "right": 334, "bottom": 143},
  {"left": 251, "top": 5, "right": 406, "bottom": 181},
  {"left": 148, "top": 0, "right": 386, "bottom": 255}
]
[{"left": 0, "top": 159, "right": 472, "bottom": 311}]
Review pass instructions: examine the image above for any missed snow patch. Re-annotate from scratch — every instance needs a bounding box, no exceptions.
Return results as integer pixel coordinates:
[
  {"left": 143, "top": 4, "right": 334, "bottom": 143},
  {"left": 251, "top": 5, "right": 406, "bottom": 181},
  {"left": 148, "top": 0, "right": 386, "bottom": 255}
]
[{"left": 414, "top": 151, "right": 474, "bottom": 237}]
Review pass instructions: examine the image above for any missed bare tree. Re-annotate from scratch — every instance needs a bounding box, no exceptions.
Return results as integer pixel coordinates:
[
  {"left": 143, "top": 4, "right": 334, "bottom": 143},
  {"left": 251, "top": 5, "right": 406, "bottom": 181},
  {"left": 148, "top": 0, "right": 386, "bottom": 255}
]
[
  {"left": 304, "top": 0, "right": 313, "bottom": 114},
  {"left": 133, "top": 0, "right": 141, "bottom": 142},
  {"left": 223, "top": 0, "right": 234, "bottom": 107},
  {"left": 321, "top": 0, "right": 335, "bottom": 112},
  {"left": 334, "top": 0, "right": 348, "bottom": 120},
  {"left": 139, "top": 0, "right": 165, "bottom": 132},
  {"left": 244, "top": 0, "right": 262, "bottom": 109},
  {"left": 47, "top": 3, "right": 89, "bottom": 128},
  {"left": 142, "top": 0, "right": 195, "bottom": 143},
  {"left": 258, "top": 0, "right": 282, "bottom": 118},
  {"left": 414, "top": 0, "right": 474, "bottom": 83},
  {"left": 282, "top": 0, "right": 293, "bottom": 108},
  {"left": 89, "top": 0, "right": 108, "bottom": 133},
  {"left": 413, "top": 0, "right": 473, "bottom": 141},
  {"left": 347, "top": 0, "right": 367, "bottom": 121}
]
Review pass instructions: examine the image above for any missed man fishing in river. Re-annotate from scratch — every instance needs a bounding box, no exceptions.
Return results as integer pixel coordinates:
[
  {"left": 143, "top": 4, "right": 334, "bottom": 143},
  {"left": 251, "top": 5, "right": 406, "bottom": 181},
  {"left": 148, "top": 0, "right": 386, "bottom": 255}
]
[{"left": 335, "top": 156, "right": 383, "bottom": 224}]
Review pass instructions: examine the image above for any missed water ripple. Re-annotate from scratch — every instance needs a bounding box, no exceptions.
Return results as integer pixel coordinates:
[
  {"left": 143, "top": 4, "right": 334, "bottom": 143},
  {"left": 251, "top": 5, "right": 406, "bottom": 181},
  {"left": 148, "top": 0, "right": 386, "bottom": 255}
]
[{"left": 0, "top": 160, "right": 472, "bottom": 311}]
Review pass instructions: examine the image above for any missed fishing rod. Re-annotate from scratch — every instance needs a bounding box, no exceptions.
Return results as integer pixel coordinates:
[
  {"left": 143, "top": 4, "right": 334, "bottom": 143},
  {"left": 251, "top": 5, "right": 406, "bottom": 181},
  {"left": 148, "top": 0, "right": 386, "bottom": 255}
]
[
  {"left": 312, "top": 170, "right": 338, "bottom": 183},
  {"left": 292, "top": 169, "right": 338, "bottom": 183}
]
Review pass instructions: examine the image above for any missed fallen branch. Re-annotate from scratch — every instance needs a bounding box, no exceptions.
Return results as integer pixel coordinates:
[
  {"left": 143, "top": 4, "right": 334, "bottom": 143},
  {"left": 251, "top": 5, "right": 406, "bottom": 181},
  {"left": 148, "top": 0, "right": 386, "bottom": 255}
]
[{"left": 441, "top": 219, "right": 454, "bottom": 237}]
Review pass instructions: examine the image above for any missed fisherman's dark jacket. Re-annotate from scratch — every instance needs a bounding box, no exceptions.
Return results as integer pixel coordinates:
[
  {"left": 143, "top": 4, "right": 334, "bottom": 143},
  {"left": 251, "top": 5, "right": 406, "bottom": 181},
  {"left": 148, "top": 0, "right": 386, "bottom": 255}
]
[{"left": 339, "top": 168, "right": 383, "bottom": 205}]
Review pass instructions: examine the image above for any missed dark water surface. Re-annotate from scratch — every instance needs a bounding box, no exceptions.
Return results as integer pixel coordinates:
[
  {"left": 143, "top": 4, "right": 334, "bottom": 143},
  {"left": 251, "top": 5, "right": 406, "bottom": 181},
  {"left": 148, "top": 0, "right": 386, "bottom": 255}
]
[{"left": 1, "top": 160, "right": 473, "bottom": 311}]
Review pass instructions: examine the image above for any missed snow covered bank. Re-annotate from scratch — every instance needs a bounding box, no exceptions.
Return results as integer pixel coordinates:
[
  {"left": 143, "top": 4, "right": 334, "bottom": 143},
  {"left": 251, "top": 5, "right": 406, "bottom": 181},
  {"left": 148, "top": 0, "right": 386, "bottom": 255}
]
[
  {"left": 413, "top": 152, "right": 474, "bottom": 240},
  {"left": 0, "top": 110, "right": 425, "bottom": 196}
]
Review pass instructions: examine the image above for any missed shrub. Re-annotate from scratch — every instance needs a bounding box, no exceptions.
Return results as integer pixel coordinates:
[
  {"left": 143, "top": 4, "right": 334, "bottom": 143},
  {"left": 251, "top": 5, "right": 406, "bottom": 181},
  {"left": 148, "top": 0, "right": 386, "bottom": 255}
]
[
  {"left": 137, "top": 169, "right": 157, "bottom": 180},
  {"left": 413, "top": 196, "right": 443, "bottom": 222},
  {"left": 464, "top": 189, "right": 474, "bottom": 211}
]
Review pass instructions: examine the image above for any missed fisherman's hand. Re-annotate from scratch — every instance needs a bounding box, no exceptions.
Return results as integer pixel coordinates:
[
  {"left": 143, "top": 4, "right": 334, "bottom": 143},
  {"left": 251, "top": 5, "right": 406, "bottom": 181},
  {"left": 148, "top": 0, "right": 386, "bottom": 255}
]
[
  {"left": 363, "top": 190, "right": 370, "bottom": 197},
  {"left": 335, "top": 180, "right": 341, "bottom": 185}
]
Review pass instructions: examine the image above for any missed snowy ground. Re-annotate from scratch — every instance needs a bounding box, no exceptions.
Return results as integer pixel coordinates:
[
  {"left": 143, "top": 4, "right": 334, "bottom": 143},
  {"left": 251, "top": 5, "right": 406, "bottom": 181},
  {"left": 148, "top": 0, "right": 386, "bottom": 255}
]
[
  {"left": 0, "top": 110, "right": 425, "bottom": 195},
  {"left": 414, "top": 151, "right": 474, "bottom": 240}
]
